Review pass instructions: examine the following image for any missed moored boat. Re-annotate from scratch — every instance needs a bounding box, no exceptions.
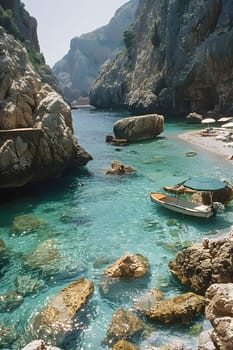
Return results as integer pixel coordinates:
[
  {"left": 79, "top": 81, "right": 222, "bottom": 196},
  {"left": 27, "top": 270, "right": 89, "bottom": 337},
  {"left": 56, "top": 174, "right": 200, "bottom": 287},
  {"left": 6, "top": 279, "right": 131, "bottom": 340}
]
[
  {"left": 150, "top": 177, "right": 228, "bottom": 218},
  {"left": 150, "top": 192, "right": 214, "bottom": 218}
]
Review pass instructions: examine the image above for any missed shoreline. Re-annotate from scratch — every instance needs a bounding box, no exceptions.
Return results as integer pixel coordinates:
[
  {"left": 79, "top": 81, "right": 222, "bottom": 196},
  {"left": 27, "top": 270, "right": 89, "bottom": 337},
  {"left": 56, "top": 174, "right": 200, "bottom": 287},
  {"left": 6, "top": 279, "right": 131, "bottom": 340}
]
[{"left": 178, "top": 130, "right": 233, "bottom": 162}]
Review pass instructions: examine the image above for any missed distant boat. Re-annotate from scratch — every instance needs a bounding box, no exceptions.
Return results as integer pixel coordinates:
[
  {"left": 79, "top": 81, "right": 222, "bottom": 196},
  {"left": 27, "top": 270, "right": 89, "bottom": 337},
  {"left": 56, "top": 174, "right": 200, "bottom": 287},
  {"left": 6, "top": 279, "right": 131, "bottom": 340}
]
[
  {"left": 150, "top": 192, "right": 214, "bottom": 218},
  {"left": 150, "top": 177, "right": 227, "bottom": 218}
]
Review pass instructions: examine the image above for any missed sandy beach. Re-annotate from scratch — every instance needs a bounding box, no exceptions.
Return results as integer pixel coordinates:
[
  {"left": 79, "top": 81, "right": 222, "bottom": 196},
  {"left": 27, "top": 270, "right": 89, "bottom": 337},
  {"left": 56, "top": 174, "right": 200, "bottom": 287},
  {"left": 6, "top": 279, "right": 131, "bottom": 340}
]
[{"left": 178, "top": 130, "right": 233, "bottom": 162}]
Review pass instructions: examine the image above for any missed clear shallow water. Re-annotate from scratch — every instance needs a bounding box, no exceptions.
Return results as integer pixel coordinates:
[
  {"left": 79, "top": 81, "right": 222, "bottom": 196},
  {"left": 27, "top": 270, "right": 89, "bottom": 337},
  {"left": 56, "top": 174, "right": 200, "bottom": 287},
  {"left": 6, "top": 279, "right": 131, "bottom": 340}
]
[{"left": 0, "top": 108, "right": 233, "bottom": 349}]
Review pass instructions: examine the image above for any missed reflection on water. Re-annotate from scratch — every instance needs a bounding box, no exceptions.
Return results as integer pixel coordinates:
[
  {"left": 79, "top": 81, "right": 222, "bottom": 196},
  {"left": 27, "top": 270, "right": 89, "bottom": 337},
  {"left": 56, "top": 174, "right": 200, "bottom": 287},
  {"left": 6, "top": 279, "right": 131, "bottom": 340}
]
[{"left": 0, "top": 109, "right": 232, "bottom": 349}]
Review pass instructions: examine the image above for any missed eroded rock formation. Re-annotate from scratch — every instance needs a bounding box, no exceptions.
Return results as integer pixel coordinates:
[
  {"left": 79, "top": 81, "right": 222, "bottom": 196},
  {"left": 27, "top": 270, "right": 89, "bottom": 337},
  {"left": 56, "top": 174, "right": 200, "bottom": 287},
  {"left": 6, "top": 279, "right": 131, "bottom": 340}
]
[
  {"left": 169, "top": 233, "right": 233, "bottom": 294},
  {"left": 138, "top": 292, "right": 206, "bottom": 324},
  {"left": 0, "top": 27, "right": 92, "bottom": 188},
  {"left": 104, "top": 253, "right": 149, "bottom": 279},
  {"left": 199, "top": 283, "right": 233, "bottom": 349},
  {"left": 90, "top": 0, "right": 233, "bottom": 117},
  {"left": 106, "top": 160, "right": 135, "bottom": 175}
]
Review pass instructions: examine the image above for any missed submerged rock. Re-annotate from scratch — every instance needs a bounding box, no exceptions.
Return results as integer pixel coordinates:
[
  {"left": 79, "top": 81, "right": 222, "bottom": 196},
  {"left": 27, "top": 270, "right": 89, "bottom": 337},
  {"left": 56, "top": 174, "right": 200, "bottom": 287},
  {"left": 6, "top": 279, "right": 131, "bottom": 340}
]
[
  {"left": 107, "top": 309, "right": 144, "bottom": 342},
  {"left": 15, "top": 275, "right": 45, "bottom": 297},
  {"left": 134, "top": 289, "right": 164, "bottom": 313},
  {"left": 24, "top": 239, "right": 60, "bottom": 272},
  {"left": 0, "top": 323, "right": 18, "bottom": 348},
  {"left": 0, "top": 291, "right": 23, "bottom": 312},
  {"left": 10, "top": 214, "right": 46, "bottom": 236}
]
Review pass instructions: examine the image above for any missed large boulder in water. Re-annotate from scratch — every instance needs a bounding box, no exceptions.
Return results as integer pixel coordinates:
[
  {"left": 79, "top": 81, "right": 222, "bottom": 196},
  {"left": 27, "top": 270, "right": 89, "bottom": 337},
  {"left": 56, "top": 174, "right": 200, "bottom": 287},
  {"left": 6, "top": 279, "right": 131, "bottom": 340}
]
[
  {"left": 142, "top": 292, "right": 206, "bottom": 324},
  {"left": 32, "top": 279, "right": 94, "bottom": 342},
  {"left": 113, "top": 114, "right": 164, "bottom": 142},
  {"left": 169, "top": 233, "right": 233, "bottom": 294},
  {"left": 104, "top": 253, "right": 149, "bottom": 278}
]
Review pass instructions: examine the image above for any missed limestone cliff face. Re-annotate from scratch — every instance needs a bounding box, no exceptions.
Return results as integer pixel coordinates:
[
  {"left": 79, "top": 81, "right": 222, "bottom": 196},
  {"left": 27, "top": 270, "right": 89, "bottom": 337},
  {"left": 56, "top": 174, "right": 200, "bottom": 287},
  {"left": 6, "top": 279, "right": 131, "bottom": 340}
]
[
  {"left": 53, "top": 0, "right": 139, "bottom": 102},
  {"left": 90, "top": 0, "right": 233, "bottom": 117},
  {"left": 0, "top": 27, "right": 92, "bottom": 188},
  {"left": 0, "top": 0, "right": 39, "bottom": 51}
]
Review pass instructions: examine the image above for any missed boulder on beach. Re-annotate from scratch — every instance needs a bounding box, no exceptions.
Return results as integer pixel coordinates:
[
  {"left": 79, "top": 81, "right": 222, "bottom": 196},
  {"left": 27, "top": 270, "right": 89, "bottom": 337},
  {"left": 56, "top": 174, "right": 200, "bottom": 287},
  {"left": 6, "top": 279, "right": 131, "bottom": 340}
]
[{"left": 113, "top": 114, "right": 164, "bottom": 142}]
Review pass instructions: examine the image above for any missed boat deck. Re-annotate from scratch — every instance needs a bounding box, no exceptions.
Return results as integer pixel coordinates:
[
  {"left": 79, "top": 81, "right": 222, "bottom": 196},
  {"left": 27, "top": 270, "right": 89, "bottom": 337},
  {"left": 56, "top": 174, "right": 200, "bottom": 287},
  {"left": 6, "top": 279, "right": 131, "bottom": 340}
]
[{"left": 150, "top": 192, "right": 210, "bottom": 211}]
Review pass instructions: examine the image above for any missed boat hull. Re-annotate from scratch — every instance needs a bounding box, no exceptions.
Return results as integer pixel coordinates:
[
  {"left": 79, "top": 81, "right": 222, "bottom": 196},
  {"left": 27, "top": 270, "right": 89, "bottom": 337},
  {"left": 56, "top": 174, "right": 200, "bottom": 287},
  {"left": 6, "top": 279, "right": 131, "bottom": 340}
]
[{"left": 150, "top": 192, "right": 214, "bottom": 218}]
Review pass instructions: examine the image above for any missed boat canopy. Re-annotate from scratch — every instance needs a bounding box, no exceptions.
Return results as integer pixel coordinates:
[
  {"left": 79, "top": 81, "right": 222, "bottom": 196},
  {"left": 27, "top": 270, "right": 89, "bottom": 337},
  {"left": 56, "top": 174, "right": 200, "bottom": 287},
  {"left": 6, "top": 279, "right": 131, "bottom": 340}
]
[{"left": 183, "top": 177, "right": 227, "bottom": 191}]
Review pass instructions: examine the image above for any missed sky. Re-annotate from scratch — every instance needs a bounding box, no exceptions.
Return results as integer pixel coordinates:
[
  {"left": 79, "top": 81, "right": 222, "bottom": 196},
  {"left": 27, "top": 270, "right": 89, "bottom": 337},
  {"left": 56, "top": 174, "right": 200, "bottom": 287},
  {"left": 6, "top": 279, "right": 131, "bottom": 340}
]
[{"left": 22, "top": 0, "right": 128, "bottom": 66}]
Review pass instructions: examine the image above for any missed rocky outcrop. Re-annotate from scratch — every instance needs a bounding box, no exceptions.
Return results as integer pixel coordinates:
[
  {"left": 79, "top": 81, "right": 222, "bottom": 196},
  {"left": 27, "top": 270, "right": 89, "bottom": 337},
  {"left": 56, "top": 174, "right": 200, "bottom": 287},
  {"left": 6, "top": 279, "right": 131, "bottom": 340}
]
[
  {"left": 99, "top": 253, "right": 149, "bottom": 297},
  {"left": 32, "top": 279, "right": 94, "bottom": 342},
  {"left": 113, "top": 114, "right": 164, "bottom": 142},
  {"left": 205, "top": 283, "right": 233, "bottom": 322},
  {"left": 168, "top": 233, "right": 233, "bottom": 294},
  {"left": 0, "top": 27, "right": 92, "bottom": 188},
  {"left": 53, "top": 0, "right": 139, "bottom": 102},
  {"left": 112, "top": 340, "right": 139, "bottom": 350},
  {"left": 0, "top": 0, "right": 40, "bottom": 51},
  {"left": 104, "top": 253, "right": 149, "bottom": 279},
  {"left": 106, "top": 160, "right": 135, "bottom": 175},
  {"left": 90, "top": 0, "right": 233, "bottom": 117},
  {"left": 138, "top": 292, "right": 206, "bottom": 324},
  {"left": 199, "top": 283, "right": 233, "bottom": 350}
]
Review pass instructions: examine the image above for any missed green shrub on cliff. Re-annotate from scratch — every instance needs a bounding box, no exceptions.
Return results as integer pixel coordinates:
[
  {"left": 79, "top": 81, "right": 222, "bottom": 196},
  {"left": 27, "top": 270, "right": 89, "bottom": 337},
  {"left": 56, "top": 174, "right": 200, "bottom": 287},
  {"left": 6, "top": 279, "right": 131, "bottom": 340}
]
[
  {"left": 123, "top": 26, "right": 136, "bottom": 61},
  {"left": 25, "top": 43, "right": 45, "bottom": 67},
  {"left": 0, "top": 4, "right": 45, "bottom": 68},
  {"left": 0, "top": 5, "right": 21, "bottom": 40}
]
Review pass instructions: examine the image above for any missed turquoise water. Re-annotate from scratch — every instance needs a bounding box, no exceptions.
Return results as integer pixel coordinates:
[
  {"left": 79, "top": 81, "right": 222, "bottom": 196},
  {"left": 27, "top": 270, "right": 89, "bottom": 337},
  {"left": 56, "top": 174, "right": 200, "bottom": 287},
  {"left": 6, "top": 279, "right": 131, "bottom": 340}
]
[{"left": 0, "top": 108, "right": 233, "bottom": 349}]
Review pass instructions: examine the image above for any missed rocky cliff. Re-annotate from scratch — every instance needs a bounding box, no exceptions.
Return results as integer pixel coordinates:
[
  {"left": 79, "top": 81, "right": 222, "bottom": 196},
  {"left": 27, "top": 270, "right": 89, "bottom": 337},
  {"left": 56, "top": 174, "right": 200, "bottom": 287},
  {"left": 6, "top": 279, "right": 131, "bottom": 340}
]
[
  {"left": 53, "top": 0, "right": 139, "bottom": 103},
  {"left": 0, "top": 0, "right": 39, "bottom": 51},
  {"left": 0, "top": 0, "right": 61, "bottom": 94},
  {"left": 0, "top": 26, "right": 92, "bottom": 188},
  {"left": 90, "top": 0, "right": 233, "bottom": 117}
]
